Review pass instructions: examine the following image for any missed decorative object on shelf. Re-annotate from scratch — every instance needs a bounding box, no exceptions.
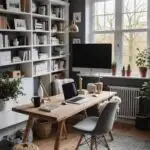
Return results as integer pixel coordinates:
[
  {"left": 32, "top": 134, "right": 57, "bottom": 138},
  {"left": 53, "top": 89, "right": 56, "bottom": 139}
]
[
  {"left": 0, "top": 73, "right": 24, "bottom": 111},
  {"left": 32, "top": 1, "right": 37, "bottom": 13},
  {"left": 95, "top": 82, "right": 103, "bottom": 94},
  {"left": 6, "top": 0, "right": 21, "bottom": 12},
  {"left": 37, "top": 84, "right": 44, "bottom": 101},
  {"left": 136, "top": 48, "right": 147, "bottom": 77},
  {"left": 51, "top": 24, "right": 58, "bottom": 32},
  {"left": 13, "top": 38, "right": 19, "bottom": 46},
  {"left": 78, "top": 76, "right": 85, "bottom": 94},
  {"left": 69, "top": 20, "right": 79, "bottom": 32},
  {"left": 87, "top": 83, "right": 97, "bottom": 93},
  {"left": 12, "top": 56, "right": 21, "bottom": 62},
  {"left": 73, "top": 12, "right": 81, "bottom": 23},
  {"left": 38, "top": 5, "right": 47, "bottom": 15},
  {"left": 14, "top": 19, "right": 26, "bottom": 30},
  {"left": 13, "top": 143, "right": 39, "bottom": 150},
  {"left": 121, "top": 66, "right": 125, "bottom": 76},
  {"left": 111, "top": 62, "right": 117, "bottom": 76},
  {"left": 126, "top": 64, "right": 131, "bottom": 77},
  {"left": 0, "top": 16, "right": 10, "bottom": 29},
  {"left": 10, "top": 70, "right": 21, "bottom": 78},
  {"left": 72, "top": 38, "right": 81, "bottom": 44}
]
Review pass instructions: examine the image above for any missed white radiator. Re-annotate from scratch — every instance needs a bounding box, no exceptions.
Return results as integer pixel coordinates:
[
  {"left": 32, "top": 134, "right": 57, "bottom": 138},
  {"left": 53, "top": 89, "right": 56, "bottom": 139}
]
[{"left": 109, "top": 86, "right": 140, "bottom": 119}]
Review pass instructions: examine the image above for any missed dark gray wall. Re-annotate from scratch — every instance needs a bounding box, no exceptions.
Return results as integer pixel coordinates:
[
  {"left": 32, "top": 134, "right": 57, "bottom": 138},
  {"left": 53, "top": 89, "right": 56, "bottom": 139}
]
[{"left": 69, "top": 0, "right": 86, "bottom": 75}]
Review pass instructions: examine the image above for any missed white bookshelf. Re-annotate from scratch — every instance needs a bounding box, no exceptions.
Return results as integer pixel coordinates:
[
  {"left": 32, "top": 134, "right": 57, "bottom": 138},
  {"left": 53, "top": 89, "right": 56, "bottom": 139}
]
[{"left": 0, "top": 0, "right": 69, "bottom": 95}]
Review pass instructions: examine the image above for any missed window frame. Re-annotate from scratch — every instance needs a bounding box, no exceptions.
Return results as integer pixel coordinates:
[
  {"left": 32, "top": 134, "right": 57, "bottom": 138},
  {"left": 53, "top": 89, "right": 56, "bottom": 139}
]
[{"left": 87, "top": 0, "right": 150, "bottom": 73}]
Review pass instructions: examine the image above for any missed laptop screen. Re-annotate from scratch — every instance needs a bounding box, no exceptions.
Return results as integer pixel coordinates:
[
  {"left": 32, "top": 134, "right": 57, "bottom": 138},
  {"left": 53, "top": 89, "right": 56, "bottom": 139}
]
[{"left": 62, "top": 82, "right": 78, "bottom": 100}]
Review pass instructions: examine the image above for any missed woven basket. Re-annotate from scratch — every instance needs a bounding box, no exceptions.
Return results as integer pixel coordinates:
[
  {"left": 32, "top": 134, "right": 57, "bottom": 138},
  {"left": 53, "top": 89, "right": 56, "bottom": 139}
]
[
  {"left": 13, "top": 143, "right": 39, "bottom": 150},
  {"left": 34, "top": 119, "right": 52, "bottom": 139}
]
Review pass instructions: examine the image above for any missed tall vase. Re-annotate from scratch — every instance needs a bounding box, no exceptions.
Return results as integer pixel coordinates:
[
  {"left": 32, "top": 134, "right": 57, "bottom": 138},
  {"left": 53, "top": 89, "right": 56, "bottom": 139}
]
[
  {"left": 0, "top": 100, "right": 5, "bottom": 111},
  {"left": 38, "top": 85, "right": 44, "bottom": 102}
]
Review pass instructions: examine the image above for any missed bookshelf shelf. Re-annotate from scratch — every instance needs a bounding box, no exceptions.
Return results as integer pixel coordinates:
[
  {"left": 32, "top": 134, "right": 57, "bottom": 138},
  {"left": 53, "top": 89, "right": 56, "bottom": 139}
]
[
  {"left": 51, "top": 0, "right": 69, "bottom": 6},
  {"left": 0, "top": 60, "right": 32, "bottom": 67},
  {"left": 51, "top": 44, "right": 66, "bottom": 47},
  {"left": 33, "top": 72, "right": 50, "bottom": 77},
  {"left": 0, "top": 29, "right": 32, "bottom": 32},
  {"left": 0, "top": 9, "right": 31, "bottom": 16},
  {"left": 0, "top": 45, "right": 31, "bottom": 50},
  {"left": 33, "top": 30, "right": 50, "bottom": 33},
  {"left": 33, "top": 44, "right": 51, "bottom": 47},
  {"left": 51, "top": 69, "right": 66, "bottom": 73},
  {"left": 51, "top": 55, "right": 67, "bottom": 59},
  {"left": 32, "top": 13, "right": 50, "bottom": 19},
  {"left": 51, "top": 17, "right": 66, "bottom": 21},
  {"left": 51, "top": 31, "right": 67, "bottom": 34},
  {"left": 33, "top": 58, "right": 50, "bottom": 62}
]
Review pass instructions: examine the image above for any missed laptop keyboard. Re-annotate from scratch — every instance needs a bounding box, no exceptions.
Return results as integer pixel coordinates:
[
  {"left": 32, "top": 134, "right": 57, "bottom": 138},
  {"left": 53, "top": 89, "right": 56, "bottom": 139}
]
[{"left": 71, "top": 97, "right": 85, "bottom": 102}]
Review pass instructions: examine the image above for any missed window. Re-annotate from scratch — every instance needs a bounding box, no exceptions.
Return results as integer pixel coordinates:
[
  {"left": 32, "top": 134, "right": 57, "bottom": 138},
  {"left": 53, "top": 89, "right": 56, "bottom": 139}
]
[{"left": 89, "top": 0, "right": 149, "bottom": 74}]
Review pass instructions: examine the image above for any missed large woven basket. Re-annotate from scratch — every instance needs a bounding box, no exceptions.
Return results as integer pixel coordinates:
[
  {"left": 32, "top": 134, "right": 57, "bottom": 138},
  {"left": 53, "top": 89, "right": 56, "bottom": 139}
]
[
  {"left": 13, "top": 143, "right": 39, "bottom": 150},
  {"left": 34, "top": 119, "right": 52, "bottom": 139}
]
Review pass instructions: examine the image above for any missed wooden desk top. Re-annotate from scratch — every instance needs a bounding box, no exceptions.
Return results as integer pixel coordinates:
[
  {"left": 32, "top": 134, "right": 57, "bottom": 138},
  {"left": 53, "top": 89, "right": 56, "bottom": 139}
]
[{"left": 12, "top": 91, "right": 116, "bottom": 122}]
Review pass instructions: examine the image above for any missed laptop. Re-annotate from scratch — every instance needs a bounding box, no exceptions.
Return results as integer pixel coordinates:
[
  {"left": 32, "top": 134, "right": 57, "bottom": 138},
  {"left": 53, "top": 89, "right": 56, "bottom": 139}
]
[{"left": 62, "top": 82, "right": 88, "bottom": 104}]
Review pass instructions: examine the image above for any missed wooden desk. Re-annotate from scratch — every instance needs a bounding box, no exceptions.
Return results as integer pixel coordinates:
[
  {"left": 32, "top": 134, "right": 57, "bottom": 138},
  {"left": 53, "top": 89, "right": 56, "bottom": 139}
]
[{"left": 12, "top": 91, "right": 116, "bottom": 150}]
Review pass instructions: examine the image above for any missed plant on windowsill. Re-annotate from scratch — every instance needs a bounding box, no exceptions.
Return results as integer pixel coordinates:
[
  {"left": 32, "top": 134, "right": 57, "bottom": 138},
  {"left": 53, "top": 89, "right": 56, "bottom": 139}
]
[
  {"left": 121, "top": 66, "right": 125, "bottom": 76},
  {"left": 126, "top": 64, "right": 131, "bottom": 77},
  {"left": 0, "top": 73, "right": 24, "bottom": 111},
  {"left": 135, "top": 48, "right": 147, "bottom": 77},
  {"left": 147, "top": 49, "right": 150, "bottom": 77},
  {"left": 111, "top": 62, "right": 117, "bottom": 76}
]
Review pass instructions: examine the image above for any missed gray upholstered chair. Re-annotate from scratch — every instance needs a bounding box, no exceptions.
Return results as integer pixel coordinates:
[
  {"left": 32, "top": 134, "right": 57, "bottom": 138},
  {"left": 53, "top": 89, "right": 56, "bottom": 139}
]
[{"left": 73, "top": 102, "right": 118, "bottom": 150}]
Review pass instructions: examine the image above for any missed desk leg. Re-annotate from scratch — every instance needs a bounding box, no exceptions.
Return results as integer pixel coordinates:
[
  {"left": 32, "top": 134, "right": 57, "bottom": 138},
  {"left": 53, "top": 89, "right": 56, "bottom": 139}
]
[
  {"left": 83, "top": 110, "right": 88, "bottom": 118},
  {"left": 23, "top": 116, "right": 34, "bottom": 143},
  {"left": 62, "top": 121, "right": 67, "bottom": 139},
  {"left": 54, "top": 121, "right": 63, "bottom": 150}
]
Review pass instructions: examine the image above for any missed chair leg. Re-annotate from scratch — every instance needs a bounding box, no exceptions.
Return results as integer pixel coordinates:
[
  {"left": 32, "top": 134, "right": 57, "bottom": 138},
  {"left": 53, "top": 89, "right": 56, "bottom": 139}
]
[
  {"left": 103, "top": 135, "right": 111, "bottom": 150},
  {"left": 109, "top": 131, "right": 114, "bottom": 141},
  {"left": 75, "top": 134, "right": 84, "bottom": 150},
  {"left": 90, "top": 136, "right": 95, "bottom": 150},
  {"left": 94, "top": 136, "right": 98, "bottom": 150}
]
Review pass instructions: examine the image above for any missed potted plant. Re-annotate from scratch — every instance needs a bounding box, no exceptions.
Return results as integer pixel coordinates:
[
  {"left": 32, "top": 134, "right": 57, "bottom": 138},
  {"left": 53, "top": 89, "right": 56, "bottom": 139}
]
[
  {"left": 147, "top": 49, "right": 150, "bottom": 77},
  {"left": 0, "top": 73, "right": 24, "bottom": 111},
  {"left": 111, "top": 62, "right": 117, "bottom": 76},
  {"left": 136, "top": 48, "right": 147, "bottom": 77},
  {"left": 126, "top": 64, "right": 131, "bottom": 77},
  {"left": 122, "top": 66, "right": 125, "bottom": 76}
]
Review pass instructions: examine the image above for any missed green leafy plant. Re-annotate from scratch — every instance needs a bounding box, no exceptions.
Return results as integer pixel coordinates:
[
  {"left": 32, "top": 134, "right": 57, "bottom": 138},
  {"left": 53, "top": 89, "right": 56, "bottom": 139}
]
[
  {"left": 136, "top": 48, "right": 147, "bottom": 67},
  {"left": 0, "top": 74, "right": 24, "bottom": 101},
  {"left": 140, "top": 81, "right": 150, "bottom": 100}
]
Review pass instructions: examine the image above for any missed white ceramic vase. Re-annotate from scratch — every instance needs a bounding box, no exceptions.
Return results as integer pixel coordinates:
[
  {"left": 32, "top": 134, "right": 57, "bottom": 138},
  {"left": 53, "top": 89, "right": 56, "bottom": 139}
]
[
  {"left": 0, "top": 100, "right": 5, "bottom": 111},
  {"left": 38, "top": 85, "right": 44, "bottom": 101}
]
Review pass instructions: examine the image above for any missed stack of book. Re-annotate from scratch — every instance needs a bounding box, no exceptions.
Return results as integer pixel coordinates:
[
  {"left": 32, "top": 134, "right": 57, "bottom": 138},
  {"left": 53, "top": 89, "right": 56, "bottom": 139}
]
[
  {"left": 19, "top": 50, "right": 31, "bottom": 61},
  {"left": 34, "top": 19, "right": 48, "bottom": 30},
  {"left": 0, "top": 51, "right": 11, "bottom": 65},
  {"left": 0, "top": 33, "right": 9, "bottom": 47},
  {"left": 33, "top": 33, "right": 48, "bottom": 45},
  {"left": 34, "top": 61, "right": 48, "bottom": 75}
]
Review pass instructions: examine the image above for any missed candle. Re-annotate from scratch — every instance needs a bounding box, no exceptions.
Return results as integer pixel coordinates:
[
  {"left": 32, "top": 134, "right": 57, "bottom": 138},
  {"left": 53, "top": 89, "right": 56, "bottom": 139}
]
[{"left": 79, "top": 77, "right": 83, "bottom": 91}]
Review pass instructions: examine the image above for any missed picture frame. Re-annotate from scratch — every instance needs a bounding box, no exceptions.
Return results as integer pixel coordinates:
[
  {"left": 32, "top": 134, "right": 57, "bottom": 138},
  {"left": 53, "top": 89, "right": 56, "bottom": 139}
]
[
  {"left": 14, "top": 19, "right": 26, "bottom": 30},
  {"left": 72, "top": 38, "right": 81, "bottom": 44},
  {"left": 73, "top": 12, "right": 81, "bottom": 23},
  {"left": 6, "top": 0, "right": 21, "bottom": 12}
]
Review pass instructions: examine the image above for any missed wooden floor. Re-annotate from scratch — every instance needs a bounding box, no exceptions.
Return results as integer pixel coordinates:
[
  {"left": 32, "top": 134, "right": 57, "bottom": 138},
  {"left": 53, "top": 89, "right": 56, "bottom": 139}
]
[{"left": 34, "top": 122, "right": 150, "bottom": 150}]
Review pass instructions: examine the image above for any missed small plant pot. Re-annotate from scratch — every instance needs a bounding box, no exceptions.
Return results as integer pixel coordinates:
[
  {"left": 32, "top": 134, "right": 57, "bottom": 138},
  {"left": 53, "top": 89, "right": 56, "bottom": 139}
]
[
  {"left": 126, "top": 70, "right": 131, "bottom": 77},
  {"left": 112, "top": 68, "right": 116, "bottom": 76},
  {"left": 139, "top": 67, "right": 147, "bottom": 77}
]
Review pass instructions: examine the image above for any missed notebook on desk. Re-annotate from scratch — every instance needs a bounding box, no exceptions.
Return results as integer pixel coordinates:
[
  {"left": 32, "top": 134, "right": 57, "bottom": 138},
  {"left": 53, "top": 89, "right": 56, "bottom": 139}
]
[{"left": 39, "top": 104, "right": 59, "bottom": 112}]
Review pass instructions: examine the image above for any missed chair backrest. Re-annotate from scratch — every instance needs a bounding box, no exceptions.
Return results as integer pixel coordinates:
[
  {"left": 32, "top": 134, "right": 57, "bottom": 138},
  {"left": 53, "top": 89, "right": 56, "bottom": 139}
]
[
  {"left": 93, "top": 102, "right": 118, "bottom": 135},
  {"left": 53, "top": 78, "right": 74, "bottom": 95}
]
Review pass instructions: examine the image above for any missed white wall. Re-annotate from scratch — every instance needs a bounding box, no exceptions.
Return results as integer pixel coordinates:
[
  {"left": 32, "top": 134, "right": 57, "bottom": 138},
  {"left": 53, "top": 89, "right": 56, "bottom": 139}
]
[{"left": 0, "top": 78, "right": 33, "bottom": 130}]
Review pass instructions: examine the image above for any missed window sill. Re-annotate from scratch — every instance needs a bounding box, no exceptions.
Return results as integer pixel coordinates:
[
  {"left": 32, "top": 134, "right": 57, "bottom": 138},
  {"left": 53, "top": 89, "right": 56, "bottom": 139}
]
[{"left": 78, "top": 73, "right": 150, "bottom": 80}]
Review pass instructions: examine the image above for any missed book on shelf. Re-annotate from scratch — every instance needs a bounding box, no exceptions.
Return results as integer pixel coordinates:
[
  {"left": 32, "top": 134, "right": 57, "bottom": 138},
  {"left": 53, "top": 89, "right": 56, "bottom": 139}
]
[
  {"left": 0, "top": 33, "right": 3, "bottom": 47},
  {"left": 38, "top": 5, "right": 47, "bottom": 15},
  {"left": 4, "top": 34, "right": 9, "bottom": 47},
  {"left": 19, "top": 50, "right": 31, "bottom": 61}
]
